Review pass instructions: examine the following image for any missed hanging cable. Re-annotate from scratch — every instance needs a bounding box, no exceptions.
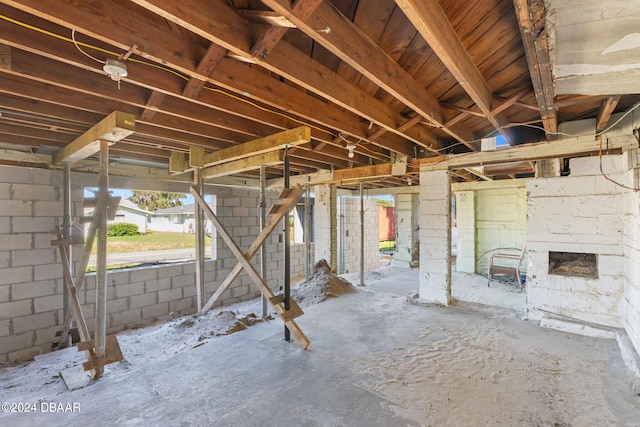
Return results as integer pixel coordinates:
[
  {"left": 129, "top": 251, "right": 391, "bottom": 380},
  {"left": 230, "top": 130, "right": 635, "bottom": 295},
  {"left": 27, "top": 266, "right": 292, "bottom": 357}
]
[
  {"left": 71, "top": 29, "right": 105, "bottom": 64},
  {"left": 599, "top": 135, "right": 639, "bottom": 192}
]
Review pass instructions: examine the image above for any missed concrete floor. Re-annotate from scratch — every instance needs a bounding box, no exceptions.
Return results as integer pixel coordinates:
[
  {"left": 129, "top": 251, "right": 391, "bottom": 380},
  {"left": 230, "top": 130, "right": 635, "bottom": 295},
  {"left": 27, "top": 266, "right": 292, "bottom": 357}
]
[{"left": 3, "top": 269, "right": 639, "bottom": 426}]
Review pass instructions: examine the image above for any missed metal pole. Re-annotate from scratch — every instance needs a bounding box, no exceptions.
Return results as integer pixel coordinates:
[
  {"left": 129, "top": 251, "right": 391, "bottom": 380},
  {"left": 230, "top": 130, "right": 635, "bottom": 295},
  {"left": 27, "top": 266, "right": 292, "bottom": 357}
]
[
  {"left": 95, "top": 141, "right": 109, "bottom": 377},
  {"left": 360, "top": 182, "right": 365, "bottom": 286},
  {"left": 283, "top": 151, "right": 291, "bottom": 342},
  {"left": 259, "top": 165, "right": 268, "bottom": 318},
  {"left": 195, "top": 168, "right": 205, "bottom": 312},
  {"left": 62, "top": 163, "right": 72, "bottom": 347},
  {"left": 304, "top": 185, "right": 311, "bottom": 278}
]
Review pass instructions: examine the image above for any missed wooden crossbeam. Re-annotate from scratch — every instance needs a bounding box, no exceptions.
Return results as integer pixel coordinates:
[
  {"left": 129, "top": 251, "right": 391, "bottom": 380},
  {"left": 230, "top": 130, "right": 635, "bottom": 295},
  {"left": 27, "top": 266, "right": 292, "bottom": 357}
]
[
  {"left": 200, "top": 126, "right": 310, "bottom": 168},
  {"left": 201, "top": 150, "right": 284, "bottom": 179},
  {"left": 53, "top": 111, "right": 135, "bottom": 164},
  {"left": 419, "top": 134, "right": 638, "bottom": 171},
  {"left": 199, "top": 184, "right": 305, "bottom": 313},
  {"left": 191, "top": 186, "right": 310, "bottom": 349}
]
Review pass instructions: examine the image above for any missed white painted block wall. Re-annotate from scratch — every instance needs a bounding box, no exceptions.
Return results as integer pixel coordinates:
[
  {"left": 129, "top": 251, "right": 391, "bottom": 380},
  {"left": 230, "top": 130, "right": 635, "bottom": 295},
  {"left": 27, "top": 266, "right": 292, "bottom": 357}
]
[
  {"left": 623, "top": 151, "right": 640, "bottom": 357},
  {"left": 338, "top": 197, "right": 379, "bottom": 274},
  {"left": 394, "top": 193, "right": 414, "bottom": 264},
  {"left": 475, "top": 186, "right": 527, "bottom": 274},
  {"left": 455, "top": 191, "right": 475, "bottom": 272},
  {"left": 419, "top": 169, "right": 451, "bottom": 304},
  {"left": 526, "top": 154, "right": 626, "bottom": 327}
]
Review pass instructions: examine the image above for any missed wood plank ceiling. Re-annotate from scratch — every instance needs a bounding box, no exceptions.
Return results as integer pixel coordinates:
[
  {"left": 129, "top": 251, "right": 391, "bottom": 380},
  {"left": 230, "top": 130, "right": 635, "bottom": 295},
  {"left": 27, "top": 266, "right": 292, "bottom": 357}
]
[{"left": 0, "top": 0, "right": 636, "bottom": 189}]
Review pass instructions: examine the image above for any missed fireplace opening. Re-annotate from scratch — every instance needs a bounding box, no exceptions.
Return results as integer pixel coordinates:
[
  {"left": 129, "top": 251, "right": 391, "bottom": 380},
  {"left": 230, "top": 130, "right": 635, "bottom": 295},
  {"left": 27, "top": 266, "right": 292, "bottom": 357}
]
[{"left": 548, "top": 251, "right": 598, "bottom": 278}]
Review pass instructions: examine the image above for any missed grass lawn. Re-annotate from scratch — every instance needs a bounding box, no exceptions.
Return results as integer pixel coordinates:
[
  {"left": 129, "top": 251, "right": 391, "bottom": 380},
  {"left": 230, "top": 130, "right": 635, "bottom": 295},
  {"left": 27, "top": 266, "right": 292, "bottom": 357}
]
[{"left": 92, "top": 232, "right": 212, "bottom": 254}]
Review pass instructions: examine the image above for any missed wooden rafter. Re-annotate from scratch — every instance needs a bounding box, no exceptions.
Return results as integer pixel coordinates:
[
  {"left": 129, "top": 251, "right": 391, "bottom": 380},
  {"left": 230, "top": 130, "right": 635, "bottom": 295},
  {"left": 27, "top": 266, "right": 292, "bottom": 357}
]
[
  {"left": 395, "top": 0, "right": 513, "bottom": 145},
  {"left": 261, "top": 0, "right": 477, "bottom": 150},
  {"left": 513, "top": 0, "right": 557, "bottom": 138},
  {"left": 596, "top": 96, "right": 621, "bottom": 133}
]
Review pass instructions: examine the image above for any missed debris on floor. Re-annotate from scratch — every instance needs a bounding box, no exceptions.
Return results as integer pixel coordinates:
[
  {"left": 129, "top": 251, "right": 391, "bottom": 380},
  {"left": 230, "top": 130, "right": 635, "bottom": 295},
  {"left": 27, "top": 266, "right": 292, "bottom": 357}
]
[{"left": 291, "top": 259, "right": 356, "bottom": 308}]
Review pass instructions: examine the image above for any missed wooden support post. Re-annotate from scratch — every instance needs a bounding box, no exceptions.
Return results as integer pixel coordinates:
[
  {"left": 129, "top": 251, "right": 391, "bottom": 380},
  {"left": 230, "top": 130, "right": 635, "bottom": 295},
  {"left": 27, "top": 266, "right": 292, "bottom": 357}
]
[
  {"left": 359, "top": 182, "right": 364, "bottom": 287},
  {"left": 304, "top": 185, "right": 311, "bottom": 279},
  {"left": 191, "top": 187, "right": 310, "bottom": 349}
]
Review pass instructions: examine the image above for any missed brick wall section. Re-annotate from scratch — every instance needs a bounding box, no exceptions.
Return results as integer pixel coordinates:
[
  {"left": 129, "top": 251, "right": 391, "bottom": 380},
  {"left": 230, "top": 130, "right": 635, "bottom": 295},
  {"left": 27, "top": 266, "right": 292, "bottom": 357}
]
[
  {"left": 526, "top": 155, "right": 626, "bottom": 327},
  {"left": 0, "top": 170, "right": 314, "bottom": 363},
  {"left": 338, "top": 197, "right": 379, "bottom": 274}
]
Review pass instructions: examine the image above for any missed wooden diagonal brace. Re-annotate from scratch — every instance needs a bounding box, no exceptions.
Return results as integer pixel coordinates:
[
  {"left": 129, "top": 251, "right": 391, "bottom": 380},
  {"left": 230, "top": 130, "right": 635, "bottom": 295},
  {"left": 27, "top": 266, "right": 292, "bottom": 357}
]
[
  {"left": 191, "top": 187, "right": 310, "bottom": 349},
  {"left": 198, "top": 184, "right": 305, "bottom": 313}
]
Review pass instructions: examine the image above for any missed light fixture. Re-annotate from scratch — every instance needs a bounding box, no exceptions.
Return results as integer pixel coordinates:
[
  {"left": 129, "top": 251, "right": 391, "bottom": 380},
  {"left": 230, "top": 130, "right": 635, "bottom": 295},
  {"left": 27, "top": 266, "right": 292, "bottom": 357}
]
[
  {"left": 407, "top": 177, "right": 413, "bottom": 186},
  {"left": 103, "top": 59, "right": 128, "bottom": 82},
  {"left": 346, "top": 142, "right": 356, "bottom": 158}
]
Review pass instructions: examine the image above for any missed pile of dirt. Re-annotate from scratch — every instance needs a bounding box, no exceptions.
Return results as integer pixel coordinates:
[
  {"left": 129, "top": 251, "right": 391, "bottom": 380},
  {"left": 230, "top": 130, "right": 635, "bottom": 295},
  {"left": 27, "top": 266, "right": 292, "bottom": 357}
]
[{"left": 291, "top": 259, "right": 355, "bottom": 307}]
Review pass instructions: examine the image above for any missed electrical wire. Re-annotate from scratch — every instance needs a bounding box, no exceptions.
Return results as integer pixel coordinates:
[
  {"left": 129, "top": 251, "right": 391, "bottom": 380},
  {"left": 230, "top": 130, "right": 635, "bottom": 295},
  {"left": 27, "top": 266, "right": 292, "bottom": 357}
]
[
  {"left": 598, "top": 134, "right": 639, "bottom": 192},
  {"left": 71, "top": 29, "right": 105, "bottom": 64}
]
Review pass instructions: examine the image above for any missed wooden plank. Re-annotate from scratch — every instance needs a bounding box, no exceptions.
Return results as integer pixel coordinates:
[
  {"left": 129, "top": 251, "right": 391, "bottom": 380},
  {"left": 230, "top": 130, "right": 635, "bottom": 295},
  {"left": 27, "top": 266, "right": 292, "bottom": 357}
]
[
  {"left": 419, "top": 135, "right": 638, "bottom": 171},
  {"left": 200, "top": 184, "right": 304, "bottom": 313},
  {"left": 183, "top": 43, "right": 227, "bottom": 99},
  {"left": 189, "top": 146, "right": 205, "bottom": 168},
  {"left": 202, "top": 126, "right": 310, "bottom": 167},
  {"left": 513, "top": 0, "right": 557, "bottom": 137},
  {"left": 169, "top": 151, "right": 187, "bottom": 174},
  {"left": 596, "top": 96, "right": 621, "bottom": 132},
  {"left": 140, "top": 90, "right": 167, "bottom": 121},
  {"left": 201, "top": 150, "right": 284, "bottom": 179},
  {"left": 53, "top": 111, "right": 135, "bottom": 164},
  {"left": 79, "top": 335, "right": 124, "bottom": 371},
  {"left": 191, "top": 187, "right": 310, "bottom": 349}
]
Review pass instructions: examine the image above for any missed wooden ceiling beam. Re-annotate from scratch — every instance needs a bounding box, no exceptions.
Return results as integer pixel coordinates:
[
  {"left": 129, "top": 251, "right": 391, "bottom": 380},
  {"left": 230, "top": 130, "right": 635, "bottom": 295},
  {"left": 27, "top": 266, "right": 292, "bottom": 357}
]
[
  {"left": 513, "top": 0, "right": 557, "bottom": 138},
  {"left": 2, "top": 1, "right": 419, "bottom": 157},
  {"left": 201, "top": 150, "right": 284, "bottom": 179},
  {"left": 53, "top": 111, "right": 135, "bottom": 164},
  {"left": 194, "top": 126, "right": 311, "bottom": 168},
  {"left": 261, "top": 0, "right": 476, "bottom": 150},
  {"left": 182, "top": 43, "right": 227, "bottom": 99},
  {"left": 395, "top": 0, "right": 513, "bottom": 145},
  {"left": 596, "top": 96, "right": 621, "bottom": 133}
]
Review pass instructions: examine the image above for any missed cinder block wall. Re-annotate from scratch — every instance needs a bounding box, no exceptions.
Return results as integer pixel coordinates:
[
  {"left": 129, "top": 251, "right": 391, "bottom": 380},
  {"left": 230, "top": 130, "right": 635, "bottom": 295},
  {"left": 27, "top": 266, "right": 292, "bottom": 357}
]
[
  {"left": 0, "top": 168, "right": 313, "bottom": 363},
  {"left": 526, "top": 155, "right": 626, "bottom": 327},
  {"left": 475, "top": 186, "right": 527, "bottom": 274},
  {"left": 623, "top": 151, "right": 640, "bottom": 357},
  {"left": 0, "top": 166, "right": 83, "bottom": 362},
  {"left": 338, "top": 197, "right": 379, "bottom": 274}
]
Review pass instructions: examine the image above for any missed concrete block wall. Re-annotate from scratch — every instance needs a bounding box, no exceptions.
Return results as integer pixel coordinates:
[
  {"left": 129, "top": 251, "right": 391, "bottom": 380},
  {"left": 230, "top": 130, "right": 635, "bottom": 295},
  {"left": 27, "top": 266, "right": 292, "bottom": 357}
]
[
  {"left": 455, "top": 191, "right": 475, "bottom": 272},
  {"left": 526, "top": 154, "right": 626, "bottom": 327},
  {"left": 394, "top": 193, "right": 414, "bottom": 264},
  {"left": 623, "top": 150, "right": 640, "bottom": 357},
  {"left": 0, "top": 166, "right": 83, "bottom": 362},
  {"left": 475, "top": 186, "right": 527, "bottom": 274},
  {"left": 0, "top": 173, "right": 314, "bottom": 363},
  {"left": 337, "top": 197, "right": 379, "bottom": 274},
  {"left": 419, "top": 169, "right": 451, "bottom": 305}
]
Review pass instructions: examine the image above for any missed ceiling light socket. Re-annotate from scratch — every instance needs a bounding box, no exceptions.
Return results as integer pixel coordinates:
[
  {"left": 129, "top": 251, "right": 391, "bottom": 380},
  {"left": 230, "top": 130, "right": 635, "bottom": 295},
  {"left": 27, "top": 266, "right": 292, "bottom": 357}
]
[{"left": 103, "top": 59, "right": 128, "bottom": 81}]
